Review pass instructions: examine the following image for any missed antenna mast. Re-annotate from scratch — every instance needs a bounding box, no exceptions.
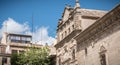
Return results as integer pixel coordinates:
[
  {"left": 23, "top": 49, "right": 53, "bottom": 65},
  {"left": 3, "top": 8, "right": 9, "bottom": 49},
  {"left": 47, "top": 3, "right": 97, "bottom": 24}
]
[
  {"left": 5, "top": 22, "right": 7, "bottom": 33},
  {"left": 32, "top": 14, "right": 34, "bottom": 44}
]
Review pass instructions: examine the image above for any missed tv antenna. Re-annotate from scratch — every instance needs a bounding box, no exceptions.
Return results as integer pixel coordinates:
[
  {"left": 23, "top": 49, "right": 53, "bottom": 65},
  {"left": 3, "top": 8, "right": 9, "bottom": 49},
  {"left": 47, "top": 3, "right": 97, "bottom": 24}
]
[
  {"left": 5, "top": 22, "right": 8, "bottom": 33},
  {"left": 32, "top": 14, "right": 34, "bottom": 44}
]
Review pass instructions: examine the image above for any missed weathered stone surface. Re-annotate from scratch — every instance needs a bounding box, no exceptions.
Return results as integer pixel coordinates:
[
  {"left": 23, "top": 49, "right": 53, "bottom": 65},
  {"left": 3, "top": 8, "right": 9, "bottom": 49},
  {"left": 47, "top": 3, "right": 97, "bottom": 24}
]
[{"left": 55, "top": 1, "right": 120, "bottom": 65}]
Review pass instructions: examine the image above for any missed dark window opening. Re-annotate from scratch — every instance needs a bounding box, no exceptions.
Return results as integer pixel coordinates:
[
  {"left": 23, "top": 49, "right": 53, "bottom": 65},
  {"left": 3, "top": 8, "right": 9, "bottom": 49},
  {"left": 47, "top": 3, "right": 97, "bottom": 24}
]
[
  {"left": 19, "top": 50, "right": 25, "bottom": 54},
  {"left": 72, "top": 49, "right": 75, "bottom": 59},
  {"left": 2, "top": 57, "right": 7, "bottom": 64},
  {"left": 59, "top": 58, "right": 61, "bottom": 65},
  {"left": 85, "top": 48, "right": 87, "bottom": 55},
  {"left": 9, "top": 35, "right": 31, "bottom": 43},
  {"left": 65, "top": 31, "right": 67, "bottom": 36},
  {"left": 62, "top": 34, "right": 63, "bottom": 39},
  {"left": 72, "top": 25, "right": 75, "bottom": 29},
  {"left": 100, "top": 46, "right": 107, "bottom": 65},
  {"left": 12, "top": 50, "right": 17, "bottom": 54},
  {"left": 68, "top": 28, "right": 71, "bottom": 33},
  {"left": 100, "top": 54, "right": 106, "bottom": 65}
]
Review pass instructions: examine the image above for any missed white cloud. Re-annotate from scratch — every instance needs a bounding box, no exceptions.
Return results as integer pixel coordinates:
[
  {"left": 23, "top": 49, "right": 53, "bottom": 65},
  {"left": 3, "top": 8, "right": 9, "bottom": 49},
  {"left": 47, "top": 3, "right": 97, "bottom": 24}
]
[
  {"left": 0, "top": 18, "right": 30, "bottom": 36},
  {"left": 0, "top": 18, "right": 55, "bottom": 45},
  {"left": 32, "top": 27, "right": 55, "bottom": 45}
]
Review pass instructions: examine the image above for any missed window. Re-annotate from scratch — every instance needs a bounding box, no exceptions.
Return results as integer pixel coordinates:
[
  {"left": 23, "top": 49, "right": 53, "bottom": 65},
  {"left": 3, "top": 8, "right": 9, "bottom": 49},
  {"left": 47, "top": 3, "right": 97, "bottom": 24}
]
[
  {"left": 12, "top": 50, "right": 17, "bottom": 54},
  {"left": 64, "top": 46, "right": 67, "bottom": 52},
  {"left": 68, "top": 28, "right": 71, "bottom": 33},
  {"left": 65, "top": 31, "right": 67, "bottom": 36},
  {"left": 21, "top": 37, "right": 27, "bottom": 43},
  {"left": 26, "top": 37, "right": 31, "bottom": 42},
  {"left": 59, "top": 58, "right": 61, "bottom": 65},
  {"left": 19, "top": 50, "right": 25, "bottom": 54},
  {"left": 100, "top": 54, "right": 106, "bottom": 65},
  {"left": 62, "top": 34, "right": 63, "bottom": 39},
  {"left": 72, "top": 24, "right": 75, "bottom": 29},
  {"left": 16, "top": 36, "right": 20, "bottom": 40},
  {"left": 0, "top": 47, "right": 1, "bottom": 53},
  {"left": 2, "top": 57, "right": 7, "bottom": 64},
  {"left": 85, "top": 48, "right": 87, "bottom": 56},
  {"left": 10, "top": 36, "right": 16, "bottom": 42},
  {"left": 67, "top": 20, "right": 70, "bottom": 25},
  {"left": 100, "top": 46, "right": 107, "bottom": 65},
  {"left": 1, "top": 47, "right": 5, "bottom": 54},
  {"left": 21, "top": 37, "right": 26, "bottom": 41},
  {"left": 72, "top": 49, "right": 75, "bottom": 59}
]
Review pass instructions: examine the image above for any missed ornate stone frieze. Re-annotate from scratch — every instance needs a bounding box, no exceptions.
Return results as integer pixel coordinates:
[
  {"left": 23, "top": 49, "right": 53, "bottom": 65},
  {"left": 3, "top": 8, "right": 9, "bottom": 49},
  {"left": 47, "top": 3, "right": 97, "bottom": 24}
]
[
  {"left": 76, "top": 7, "right": 120, "bottom": 51},
  {"left": 80, "top": 9, "right": 107, "bottom": 17}
]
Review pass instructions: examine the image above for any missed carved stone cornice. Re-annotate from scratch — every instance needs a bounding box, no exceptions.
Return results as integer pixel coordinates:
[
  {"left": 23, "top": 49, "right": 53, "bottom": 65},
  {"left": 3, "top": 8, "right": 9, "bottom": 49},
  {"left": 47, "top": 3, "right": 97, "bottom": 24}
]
[
  {"left": 80, "top": 8, "right": 107, "bottom": 17},
  {"left": 58, "top": 14, "right": 74, "bottom": 30},
  {"left": 74, "top": 4, "right": 120, "bottom": 51}
]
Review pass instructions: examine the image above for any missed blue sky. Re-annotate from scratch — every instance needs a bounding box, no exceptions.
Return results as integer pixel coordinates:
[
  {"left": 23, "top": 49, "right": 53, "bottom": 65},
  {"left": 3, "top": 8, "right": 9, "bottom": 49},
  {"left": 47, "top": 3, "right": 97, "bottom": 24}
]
[{"left": 0, "top": 0, "right": 120, "bottom": 45}]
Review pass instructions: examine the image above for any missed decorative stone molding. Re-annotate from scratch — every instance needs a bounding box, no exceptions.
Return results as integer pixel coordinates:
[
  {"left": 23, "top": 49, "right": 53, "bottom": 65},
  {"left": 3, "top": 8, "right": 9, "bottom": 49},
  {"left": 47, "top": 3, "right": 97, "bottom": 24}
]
[
  {"left": 80, "top": 8, "right": 107, "bottom": 17},
  {"left": 75, "top": 4, "right": 120, "bottom": 51}
]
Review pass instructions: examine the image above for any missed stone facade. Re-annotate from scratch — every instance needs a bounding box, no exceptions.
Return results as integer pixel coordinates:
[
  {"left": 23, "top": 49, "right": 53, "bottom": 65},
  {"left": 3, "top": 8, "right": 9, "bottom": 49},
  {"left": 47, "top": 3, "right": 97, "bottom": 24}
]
[{"left": 55, "top": 0, "right": 120, "bottom": 65}]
